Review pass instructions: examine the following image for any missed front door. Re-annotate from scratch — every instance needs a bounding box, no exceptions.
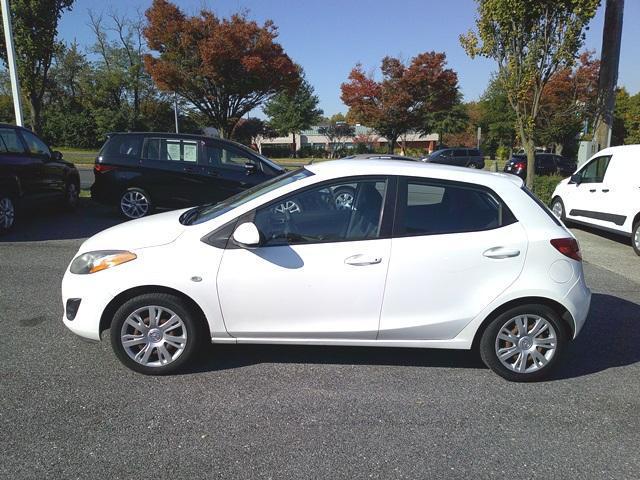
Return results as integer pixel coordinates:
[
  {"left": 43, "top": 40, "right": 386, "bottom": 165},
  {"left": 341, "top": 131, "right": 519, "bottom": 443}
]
[
  {"left": 217, "top": 177, "right": 391, "bottom": 340},
  {"left": 565, "top": 155, "right": 612, "bottom": 226},
  {"left": 379, "top": 177, "right": 527, "bottom": 340}
]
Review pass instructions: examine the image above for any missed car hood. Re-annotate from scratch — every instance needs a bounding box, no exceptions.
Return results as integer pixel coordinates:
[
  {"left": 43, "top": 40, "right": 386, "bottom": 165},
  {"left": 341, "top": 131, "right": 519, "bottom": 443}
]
[{"left": 79, "top": 209, "right": 189, "bottom": 252}]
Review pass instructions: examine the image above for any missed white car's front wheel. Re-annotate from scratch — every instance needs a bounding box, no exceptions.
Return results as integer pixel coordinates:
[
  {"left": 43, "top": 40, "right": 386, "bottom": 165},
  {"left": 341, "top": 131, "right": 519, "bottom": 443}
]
[
  {"left": 551, "top": 197, "right": 566, "bottom": 223},
  {"left": 110, "top": 293, "right": 203, "bottom": 375},
  {"left": 632, "top": 222, "right": 640, "bottom": 256}
]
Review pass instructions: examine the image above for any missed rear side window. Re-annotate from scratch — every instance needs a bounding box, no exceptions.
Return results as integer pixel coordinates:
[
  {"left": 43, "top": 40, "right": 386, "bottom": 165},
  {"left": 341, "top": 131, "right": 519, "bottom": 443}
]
[
  {"left": 469, "top": 149, "right": 481, "bottom": 156},
  {"left": 143, "top": 138, "right": 199, "bottom": 163},
  {"left": 397, "top": 177, "right": 516, "bottom": 236},
  {"left": 102, "top": 135, "right": 142, "bottom": 159},
  {"left": 452, "top": 149, "right": 466, "bottom": 156},
  {"left": 0, "top": 128, "right": 25, "bottom": 153}
]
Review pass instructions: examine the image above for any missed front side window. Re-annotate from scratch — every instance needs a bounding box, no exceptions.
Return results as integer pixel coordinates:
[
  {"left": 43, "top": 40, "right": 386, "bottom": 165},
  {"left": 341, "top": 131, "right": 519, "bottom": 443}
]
[
  {"left": 21, "top": 130, "right": 50, "bottom": 156},
  {"left": 578, "top": 155, "right": 611, "bottom": 183},
  {"left": 397, "top": 178, "right": 514, "bottom": 236},
  {"left": 0, "top": 128, "right": 25, "bottom": 153},
  {"left": 143, "top": 138, "right": 198, "bottom": 162},
  {"left": 204, "top": 144, "right": 257, "bottom": 170},
  {"left": 254, "top": 178, "right": 387, "bottom": 246}
]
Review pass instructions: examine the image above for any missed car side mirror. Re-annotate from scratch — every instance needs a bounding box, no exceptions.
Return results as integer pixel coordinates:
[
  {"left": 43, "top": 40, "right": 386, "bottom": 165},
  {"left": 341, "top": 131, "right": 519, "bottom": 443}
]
[
  {"left": 51, "top": 150, "right": 63, "bottom": 161},
  {"left": 245, "top": 162, "right": 257, "bottom": 175},
  {"left": 232, "top": 222, "right": 261, "bottom": 248},
  {"left": 570, "top": 173, "right": 582, "bottom": 185}
]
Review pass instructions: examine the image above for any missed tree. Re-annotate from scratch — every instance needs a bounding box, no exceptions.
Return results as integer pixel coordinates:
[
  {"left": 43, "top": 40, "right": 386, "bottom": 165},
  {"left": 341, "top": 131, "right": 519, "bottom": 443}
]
[
  {"left": 318, "top": 122, "right": 355, "bottom": 158},
  {"left": 341, "top": 52, "right": 459, "bottom": 153},
  {"left": 0, "top": 0, "right": 74, "bottom": 133},
  {"left": 430, "top": 100, "right": 469, "bottom": 146},
  {"left": 535, "top": 52, "right": 600, "bottom": 155},
  {"left": 263, "top": 72, "right": 323, "bottom": 157},
  {"left": 143, "top": 0, "right": 300, "bottom": 139},
  {"left": 233, "top": 117, "right": 278, "bottom": 153},
  {"left": 461, "top": 0, "right": 600, "bottom": 188},
  {"left": 612, "top": 88, "right": 640, "bottom": 145}
]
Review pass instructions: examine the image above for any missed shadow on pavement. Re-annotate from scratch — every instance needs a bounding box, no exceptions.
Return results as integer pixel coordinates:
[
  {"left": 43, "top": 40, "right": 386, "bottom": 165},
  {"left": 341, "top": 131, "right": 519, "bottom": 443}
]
[
  {"left": 185, "top": 293, "right": 639, "bottom": 380},
  {"left": 553, "top": 293, "right": 640, "bottom": 380},
  {"left": 0, "top": 198, "right": 123, "bottom": 242}
]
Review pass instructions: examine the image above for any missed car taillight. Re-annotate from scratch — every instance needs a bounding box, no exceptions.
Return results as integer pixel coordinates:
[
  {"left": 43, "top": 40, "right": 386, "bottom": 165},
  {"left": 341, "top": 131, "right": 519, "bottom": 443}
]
[
  {"left": 550, "top": 238, "right": 582, "bottom": 261},
  {"left": 94, "top": 164, "right": 116, "bottom": 173},
  {"left": 515, "top": 162, "right": 526, "bottom": 170}
]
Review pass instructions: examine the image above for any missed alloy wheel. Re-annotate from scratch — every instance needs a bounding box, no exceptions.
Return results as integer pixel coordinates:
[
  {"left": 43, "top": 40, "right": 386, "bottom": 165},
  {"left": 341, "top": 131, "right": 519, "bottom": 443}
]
[
  {"left": 0, "top": 197, "right": 15, "bottom": 230},
  {"left": 335, "top": 192, "right": 355, "bottom": 210},
  {"left": 274, "top": 200, "right": 301, "bottom": 214},
  {"left": 120, "top": 190, "right": 150, "bottom": 219},
  {"left": 634, "top": 226, "right": 640, "bottom": 251},
  {"left": 66, "top": 183, "right": 79, "bottom": 208},
  {"left": 120, "top": 305, "right": 187, "bottom": 367},
  {"left": 494, "top": 314, "right": 557, "bottom": 374},
  {"left": 551, "top": 200, "right": 563, "bottom": 220}
]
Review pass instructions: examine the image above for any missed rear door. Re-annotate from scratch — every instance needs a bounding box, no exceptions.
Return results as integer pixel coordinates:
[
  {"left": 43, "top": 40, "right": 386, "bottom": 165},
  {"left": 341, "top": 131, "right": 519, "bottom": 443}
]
[{"left": 379, "top": 177, "right": 526, "bottom": 340}]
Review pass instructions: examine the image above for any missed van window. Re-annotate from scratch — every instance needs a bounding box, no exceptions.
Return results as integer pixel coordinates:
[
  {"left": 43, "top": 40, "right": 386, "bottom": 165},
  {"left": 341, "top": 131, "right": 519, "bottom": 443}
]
[
  {"left": 204, "top": 144, "right": 258, "bottom": 170},
  {"left": 142, "top": 138, "right": 199, "bottom": 163},
  {"left": 579, "top": 155, "right": 611, "bottom": 183}
]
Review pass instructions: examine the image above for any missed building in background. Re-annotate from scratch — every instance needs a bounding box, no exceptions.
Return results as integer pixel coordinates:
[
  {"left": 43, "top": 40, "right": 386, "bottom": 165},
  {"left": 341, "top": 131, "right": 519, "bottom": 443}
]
[{"left": 261, "top": 124, "right": 439, "bottom": 156}]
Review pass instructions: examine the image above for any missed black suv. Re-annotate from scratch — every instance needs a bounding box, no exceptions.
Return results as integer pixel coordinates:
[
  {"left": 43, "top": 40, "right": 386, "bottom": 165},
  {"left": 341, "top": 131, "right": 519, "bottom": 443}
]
[
  {"left": 0, "top": 124, "right": 80, "bottom": 233},
  {"left": 424, "top": 148, "right": 485, "bottom": 169},
  {"left": 91, "top": 132, "right": 286, "bottom": 218},
  {"left": 504, "top": 153, "right": 576, "bottom": 179}
]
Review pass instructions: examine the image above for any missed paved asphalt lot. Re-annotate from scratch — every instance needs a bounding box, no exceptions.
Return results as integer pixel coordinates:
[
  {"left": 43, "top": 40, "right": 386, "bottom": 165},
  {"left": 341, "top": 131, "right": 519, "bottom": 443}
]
[{"left": 1, "top": 201, "right": 639, "bottom": 479}]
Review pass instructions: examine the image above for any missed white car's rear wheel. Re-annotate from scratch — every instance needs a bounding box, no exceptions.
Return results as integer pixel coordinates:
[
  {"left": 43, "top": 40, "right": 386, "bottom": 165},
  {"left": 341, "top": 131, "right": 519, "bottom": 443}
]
[
  {"left": 632, "top": 222, "right": 640, "bottom": 256},
  {"left": 110, "top": 293, "right": 203, "bottom": 375},
  {"left": 480, "top": 304, "right": 567, "bottom": 382}
]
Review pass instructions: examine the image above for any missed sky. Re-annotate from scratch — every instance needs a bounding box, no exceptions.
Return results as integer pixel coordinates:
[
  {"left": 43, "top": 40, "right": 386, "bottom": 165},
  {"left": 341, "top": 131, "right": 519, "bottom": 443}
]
[{"left": 58, "top": 0, "right": 640, "bottom": 116}]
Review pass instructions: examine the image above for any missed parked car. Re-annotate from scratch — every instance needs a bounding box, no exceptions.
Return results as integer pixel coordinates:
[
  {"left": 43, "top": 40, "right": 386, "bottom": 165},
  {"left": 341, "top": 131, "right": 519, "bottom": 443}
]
[
  {"left": 63, "top": 160, "right": 590, "bottom": 381},
  {"left": 424, "top": 148, "right": 485, "bottom": 169},
  {"left": 504, "top": 153, "right": 575, "bottom": 179},
  {"left": 0, "top": 124, "right": 80, "bottom": 233},
  {"left": 91, "top": 132, "right": 286, "bottom": 219},
  {"left": 551, "top": 145, "right": 640, "bottom": 255}
]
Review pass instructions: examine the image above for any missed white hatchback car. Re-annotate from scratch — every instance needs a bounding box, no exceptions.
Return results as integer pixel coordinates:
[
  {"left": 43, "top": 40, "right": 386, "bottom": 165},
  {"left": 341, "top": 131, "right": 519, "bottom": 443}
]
[
  {"left": 62, "top": 160, "right": 591, "bottom": 381},
  {"left": 551, "top": 145, "right": 640, "bottom": 255}
]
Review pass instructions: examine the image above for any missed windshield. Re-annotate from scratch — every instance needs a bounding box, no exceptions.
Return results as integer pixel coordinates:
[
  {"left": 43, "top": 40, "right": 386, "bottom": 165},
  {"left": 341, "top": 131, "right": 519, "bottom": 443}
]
[{"left": 181, "top": 168, "right": 313, "bottom": 225}]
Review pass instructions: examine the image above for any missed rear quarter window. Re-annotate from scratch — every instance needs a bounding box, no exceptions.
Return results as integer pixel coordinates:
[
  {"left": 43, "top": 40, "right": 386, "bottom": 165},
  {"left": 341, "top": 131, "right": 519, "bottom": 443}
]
[{"left": 101, "top": 135, "right": 142, "bottom": 160}]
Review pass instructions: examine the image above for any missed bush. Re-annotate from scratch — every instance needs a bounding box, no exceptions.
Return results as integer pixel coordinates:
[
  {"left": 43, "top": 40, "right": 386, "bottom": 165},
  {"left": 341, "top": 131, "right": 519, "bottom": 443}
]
[
  {"left": 297, "top": 145, "right": 327, "bottom": 158},
  {"left": 532, "top": 174, "right": 564, "bottom": 205},
  {"left": 261, "top": 146, "right": 292, "bottom": 158},
  {"left": 496, "top": 145, "right": 510, "bottom": 162}
]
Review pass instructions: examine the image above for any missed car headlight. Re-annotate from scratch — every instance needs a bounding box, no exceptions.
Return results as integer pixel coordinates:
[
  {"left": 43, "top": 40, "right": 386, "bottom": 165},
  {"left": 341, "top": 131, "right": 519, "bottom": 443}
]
[{"left": 70, "top": 250, "right": 137, "bottom": 274}]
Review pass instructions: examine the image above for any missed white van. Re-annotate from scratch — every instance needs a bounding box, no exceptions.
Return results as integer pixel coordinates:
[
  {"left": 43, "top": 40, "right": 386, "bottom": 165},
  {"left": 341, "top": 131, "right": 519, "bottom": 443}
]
[{"left": 551, "top": 145, "right": 640, "bottom": 255}]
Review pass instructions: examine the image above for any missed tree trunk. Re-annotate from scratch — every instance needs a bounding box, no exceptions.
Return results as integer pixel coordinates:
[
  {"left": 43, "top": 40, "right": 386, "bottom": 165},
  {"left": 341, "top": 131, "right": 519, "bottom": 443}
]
[
  {"left": 388, "top": 138, "right": 396, "bottom": 154},
  {"left": 29, "top": 95, "right": 43, "bottom": 135},
  {"left": 292, "top": 132, "right": 297, "bottom": 158},
  {"left": 524, "top": 138, "right": 536, "bottom": 189}
]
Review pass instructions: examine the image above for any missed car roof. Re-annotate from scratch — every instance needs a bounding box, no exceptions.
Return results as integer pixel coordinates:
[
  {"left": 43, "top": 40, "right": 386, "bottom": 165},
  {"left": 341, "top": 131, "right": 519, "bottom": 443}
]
[
  {"left": 343, "top": 153, "right": 418, "bottom": 161},
  {"left": 306, "top": 159, "right": 524, "bottom": 189},
  {"left": 108, "top": 131, "right": 245, "bottom": 148},
  {"left": 592, "top": 144, "right": 640, "bottom": 159}
]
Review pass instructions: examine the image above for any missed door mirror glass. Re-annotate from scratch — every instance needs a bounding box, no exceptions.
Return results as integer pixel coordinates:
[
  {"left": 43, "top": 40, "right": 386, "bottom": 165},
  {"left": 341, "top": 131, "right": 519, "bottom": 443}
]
[
  {"left": 570, "top": 173, "right": 582, "bottom": 185},
  {"left": 232, "top": 222, "right": 261, "bottom": 248},
  {"left": 52, "top": 150, "right": 63, "bottom": 161}
]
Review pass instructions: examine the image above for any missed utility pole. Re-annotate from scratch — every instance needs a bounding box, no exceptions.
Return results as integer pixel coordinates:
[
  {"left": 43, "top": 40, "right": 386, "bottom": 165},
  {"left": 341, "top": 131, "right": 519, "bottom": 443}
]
[
  {"left": 593, "top": 0, "right": 624, "bottom": 151},
  {"left": 1, "top": 0, "right": 24, "bottom": 126},
  {"left": 173, "top": 92, "right": 179, "bottom": 133}
]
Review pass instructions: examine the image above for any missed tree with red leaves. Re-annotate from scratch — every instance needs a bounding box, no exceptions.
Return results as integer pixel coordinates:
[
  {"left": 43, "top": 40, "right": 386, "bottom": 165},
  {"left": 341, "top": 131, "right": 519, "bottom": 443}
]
[
  {"left": 143, "top": 0, "right": 299, "bottom": 138},
  {"left": 340, "top": 52, "right": 460, "bottom": 153}
]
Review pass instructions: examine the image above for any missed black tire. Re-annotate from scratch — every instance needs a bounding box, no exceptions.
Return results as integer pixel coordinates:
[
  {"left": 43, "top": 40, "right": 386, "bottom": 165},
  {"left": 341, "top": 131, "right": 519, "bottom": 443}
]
[
  {"left": 0, "top": 194, "right": 16, "bottom": 234},
  {"left": 62, "top": 180, "right": 80, "bottom": 211},
  {"left": 550, "top": 196, "right": 567, "bottom": 223},
  {"left": 110, "top": 293, "right": 204, "bottom": 375},
  {"left": 479, "top": 304, "right": 567, "bottom": 382},
  {"left": 119, "top": 187, "right": 153, "bottom": 219},
  {"left": 467, "top": 162, "right": 478, "bottom": 169},
  {"left": 632, "top": 221, "right": 640, "bottom": 256}
]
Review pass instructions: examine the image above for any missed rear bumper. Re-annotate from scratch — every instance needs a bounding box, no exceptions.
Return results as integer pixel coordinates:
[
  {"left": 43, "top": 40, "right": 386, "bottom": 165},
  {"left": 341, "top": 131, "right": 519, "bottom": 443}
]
[{"left": 563, "top": 274, "right": 591, "bottom": 338}]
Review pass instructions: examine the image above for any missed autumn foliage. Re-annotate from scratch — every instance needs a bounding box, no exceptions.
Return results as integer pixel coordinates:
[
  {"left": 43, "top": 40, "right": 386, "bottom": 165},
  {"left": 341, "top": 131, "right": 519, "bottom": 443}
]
[
  {"left": 341, "top": 52, "right": 460, "bottom": 152},
  {"left": 143, "top": 0, "right": 299, "bottom": 138}
]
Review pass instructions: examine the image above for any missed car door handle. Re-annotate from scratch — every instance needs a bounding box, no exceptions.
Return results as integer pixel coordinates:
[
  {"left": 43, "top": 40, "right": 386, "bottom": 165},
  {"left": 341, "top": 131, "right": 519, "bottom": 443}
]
[
  {"left": 483, "top": 247, "right": 520, "bottom": 259},
  {"left": 602, "top": 189, "right": 609, "bottom": 193},
  {"left": 344, "top": 254, "right": 382, "bottom": 266},
  {"left": 183, "top": 166, "right": 199, "bottom": 173},
  {"left": 589, "top": 189, "right": 596, "bottom": 192}
]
